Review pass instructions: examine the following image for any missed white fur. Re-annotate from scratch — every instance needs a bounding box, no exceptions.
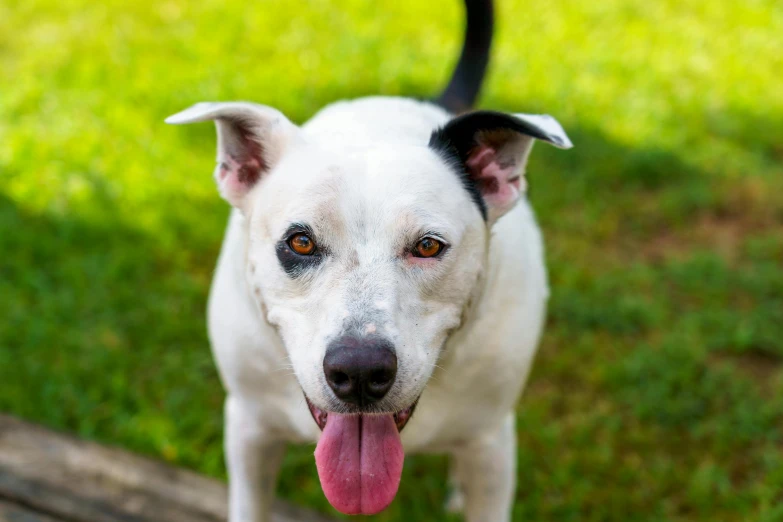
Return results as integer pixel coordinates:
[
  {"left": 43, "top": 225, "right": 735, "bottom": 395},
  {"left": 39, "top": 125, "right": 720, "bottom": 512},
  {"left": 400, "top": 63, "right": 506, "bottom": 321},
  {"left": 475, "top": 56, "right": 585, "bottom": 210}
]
[{"left": 168, "top": 96, "right": 567, "bottom": 522}]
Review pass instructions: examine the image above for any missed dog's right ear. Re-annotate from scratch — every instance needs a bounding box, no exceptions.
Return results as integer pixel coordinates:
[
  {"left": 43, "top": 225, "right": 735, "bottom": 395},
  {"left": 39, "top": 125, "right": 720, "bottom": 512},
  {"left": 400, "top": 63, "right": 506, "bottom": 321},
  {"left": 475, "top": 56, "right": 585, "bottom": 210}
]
[{"left": 166, "top": 102, "right": 300, "bottom": 212}]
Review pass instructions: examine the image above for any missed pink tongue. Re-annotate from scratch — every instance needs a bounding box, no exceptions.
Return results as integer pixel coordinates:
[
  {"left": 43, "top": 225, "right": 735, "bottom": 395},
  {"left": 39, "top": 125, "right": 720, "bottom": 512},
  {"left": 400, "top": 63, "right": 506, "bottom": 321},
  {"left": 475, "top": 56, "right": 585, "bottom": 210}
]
[{"left": 314, "top": 414, "right": 404, "bottom": 515}]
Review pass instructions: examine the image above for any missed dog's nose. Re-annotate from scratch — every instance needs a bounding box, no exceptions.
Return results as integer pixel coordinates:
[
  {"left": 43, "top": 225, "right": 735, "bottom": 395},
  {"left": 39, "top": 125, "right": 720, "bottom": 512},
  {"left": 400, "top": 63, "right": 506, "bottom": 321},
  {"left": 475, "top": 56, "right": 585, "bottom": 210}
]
[{"left": 323, "top": 336, "right": 397, "bottom": 406}]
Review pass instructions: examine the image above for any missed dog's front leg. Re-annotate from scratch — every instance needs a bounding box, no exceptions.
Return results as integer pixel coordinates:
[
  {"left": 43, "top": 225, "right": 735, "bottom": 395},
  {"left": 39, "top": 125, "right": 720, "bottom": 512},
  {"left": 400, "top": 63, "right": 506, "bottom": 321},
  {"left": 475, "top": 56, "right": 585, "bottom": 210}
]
[
  {"left": 225, "top": 396, "right": 285, "bottom": 522},
  {"left": 449, "top": 413, "right": 517, "bottom": 522}
]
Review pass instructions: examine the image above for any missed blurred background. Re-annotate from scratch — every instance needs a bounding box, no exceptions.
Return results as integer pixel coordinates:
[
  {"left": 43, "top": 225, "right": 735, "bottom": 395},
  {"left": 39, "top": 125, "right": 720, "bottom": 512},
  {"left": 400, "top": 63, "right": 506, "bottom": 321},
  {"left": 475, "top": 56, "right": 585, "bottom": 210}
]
[{"left": 1, "top": 0, "right": 782, "bottom": 520}]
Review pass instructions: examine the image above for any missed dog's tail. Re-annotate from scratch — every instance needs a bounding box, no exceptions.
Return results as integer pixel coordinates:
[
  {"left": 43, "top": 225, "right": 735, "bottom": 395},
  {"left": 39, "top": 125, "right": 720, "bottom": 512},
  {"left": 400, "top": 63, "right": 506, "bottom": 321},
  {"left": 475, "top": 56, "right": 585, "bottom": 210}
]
[{"left": 435, "top": 0, "right": 494, "bottom": 114}]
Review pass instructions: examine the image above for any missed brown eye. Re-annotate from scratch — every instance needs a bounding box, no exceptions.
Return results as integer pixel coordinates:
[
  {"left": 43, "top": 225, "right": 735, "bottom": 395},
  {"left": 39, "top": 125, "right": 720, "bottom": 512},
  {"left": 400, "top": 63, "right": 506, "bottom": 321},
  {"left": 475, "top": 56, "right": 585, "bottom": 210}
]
[
  {"left": 414, "top": 237, "right": 444, "bottom": 258},
  {"left": 289, "top": 233, "right": 315, "bottom": 255}
]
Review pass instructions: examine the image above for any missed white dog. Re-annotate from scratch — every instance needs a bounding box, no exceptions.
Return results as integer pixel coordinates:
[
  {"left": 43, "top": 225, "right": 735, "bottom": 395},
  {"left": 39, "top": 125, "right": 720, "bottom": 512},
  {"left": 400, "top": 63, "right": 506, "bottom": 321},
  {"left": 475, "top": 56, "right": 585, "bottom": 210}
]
[{"left": 166, "top": 1, "right": 571, "bottom": 520}]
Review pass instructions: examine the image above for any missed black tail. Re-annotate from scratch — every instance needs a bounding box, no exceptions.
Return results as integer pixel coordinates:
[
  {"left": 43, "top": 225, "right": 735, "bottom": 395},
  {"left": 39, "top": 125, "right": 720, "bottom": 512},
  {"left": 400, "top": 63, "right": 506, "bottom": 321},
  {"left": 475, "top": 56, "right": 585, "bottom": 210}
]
[{"left": 436, "top": 0, "right": 494, "bottom": 114}]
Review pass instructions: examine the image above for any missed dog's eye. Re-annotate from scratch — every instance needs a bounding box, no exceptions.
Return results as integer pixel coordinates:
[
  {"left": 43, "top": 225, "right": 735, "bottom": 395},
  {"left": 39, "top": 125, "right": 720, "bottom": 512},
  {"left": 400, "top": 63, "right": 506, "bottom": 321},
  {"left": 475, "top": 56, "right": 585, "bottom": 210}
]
[
  {"left": 413, "top": 237, "right": 444, "bottom": 258},
  {"left": 289, "top": 233, "right": 316, "bottom": 255}
]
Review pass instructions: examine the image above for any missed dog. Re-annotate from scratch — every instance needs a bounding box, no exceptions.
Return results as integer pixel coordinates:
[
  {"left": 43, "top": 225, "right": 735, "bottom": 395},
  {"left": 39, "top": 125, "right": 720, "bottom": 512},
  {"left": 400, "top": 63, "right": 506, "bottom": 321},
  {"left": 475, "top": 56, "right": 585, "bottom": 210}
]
[{"left": 166, "top": 0, "right": 571, "bottom": 520}]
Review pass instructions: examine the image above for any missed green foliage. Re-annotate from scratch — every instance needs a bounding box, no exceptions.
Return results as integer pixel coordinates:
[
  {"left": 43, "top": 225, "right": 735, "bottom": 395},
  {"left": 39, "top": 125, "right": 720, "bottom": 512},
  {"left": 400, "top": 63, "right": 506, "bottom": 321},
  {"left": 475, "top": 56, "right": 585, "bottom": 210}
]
[{"left": 1, "top": 0, "right": 781, "bottom": 520}]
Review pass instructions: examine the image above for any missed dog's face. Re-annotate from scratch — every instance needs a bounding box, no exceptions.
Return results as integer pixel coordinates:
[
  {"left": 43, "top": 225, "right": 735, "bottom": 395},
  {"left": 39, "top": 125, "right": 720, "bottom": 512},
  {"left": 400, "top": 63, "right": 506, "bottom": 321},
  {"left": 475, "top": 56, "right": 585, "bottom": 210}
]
[
  {"left": 247, "top": 142, "right": 487, "bottom": 416},
  {"left": 166, "top": 102, "right": 571, "bottom": 420}
]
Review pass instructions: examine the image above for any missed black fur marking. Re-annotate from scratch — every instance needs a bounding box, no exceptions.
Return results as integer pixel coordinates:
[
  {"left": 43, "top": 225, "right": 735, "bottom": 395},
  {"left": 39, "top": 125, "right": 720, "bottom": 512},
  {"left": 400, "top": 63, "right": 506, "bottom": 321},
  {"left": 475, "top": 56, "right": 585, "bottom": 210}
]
[
  {"left": 432, "top": 111, "right": 555, "bottom": 159},
  {"left": 436, "top": 0, "right": 494, "bottom": 113},
  {"left": 275, "top": 223, "right": 325, "bottom": 278},
  {"left": 429, "top": 130, "right": 488, "bottom": 221},
  {"left": 429, "top": 110, "right": 561, "bottom": 219}
]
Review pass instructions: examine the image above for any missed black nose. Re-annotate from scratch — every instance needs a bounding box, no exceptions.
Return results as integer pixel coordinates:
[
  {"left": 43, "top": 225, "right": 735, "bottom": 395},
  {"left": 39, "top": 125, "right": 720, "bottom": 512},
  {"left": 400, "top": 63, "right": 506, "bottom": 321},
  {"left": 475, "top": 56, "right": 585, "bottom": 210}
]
[{"left": 323, "top": 336, "right": 397, "bottom": 406}]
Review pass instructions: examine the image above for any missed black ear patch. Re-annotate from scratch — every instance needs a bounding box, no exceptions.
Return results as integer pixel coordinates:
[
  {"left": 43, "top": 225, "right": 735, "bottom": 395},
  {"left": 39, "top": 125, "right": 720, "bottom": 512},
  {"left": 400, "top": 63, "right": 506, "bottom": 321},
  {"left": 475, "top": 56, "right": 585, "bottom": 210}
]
[
  {"left": 430, "top": 111, "right": 558, "bottom": 160},
  {"left": 429, "top": 110, "right": 569, "bottom": 220},
  {"left": 429, "top": 133, "right": 489, "bottom": 221}
]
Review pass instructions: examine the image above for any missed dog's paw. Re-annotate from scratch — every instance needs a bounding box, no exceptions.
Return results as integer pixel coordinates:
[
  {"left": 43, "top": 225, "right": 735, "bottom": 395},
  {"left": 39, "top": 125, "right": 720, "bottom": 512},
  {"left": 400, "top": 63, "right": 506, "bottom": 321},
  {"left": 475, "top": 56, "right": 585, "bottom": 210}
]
[{"left": 444, "top": 486, "right": 465, "bottom": 514}]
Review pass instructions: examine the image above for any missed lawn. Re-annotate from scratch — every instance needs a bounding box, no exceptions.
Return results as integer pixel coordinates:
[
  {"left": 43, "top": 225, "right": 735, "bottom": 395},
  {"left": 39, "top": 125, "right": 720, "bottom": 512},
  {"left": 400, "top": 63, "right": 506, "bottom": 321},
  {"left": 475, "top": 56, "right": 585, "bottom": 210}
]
[{"left": 1, "top": 0, "right": 782, "bottom": 520}]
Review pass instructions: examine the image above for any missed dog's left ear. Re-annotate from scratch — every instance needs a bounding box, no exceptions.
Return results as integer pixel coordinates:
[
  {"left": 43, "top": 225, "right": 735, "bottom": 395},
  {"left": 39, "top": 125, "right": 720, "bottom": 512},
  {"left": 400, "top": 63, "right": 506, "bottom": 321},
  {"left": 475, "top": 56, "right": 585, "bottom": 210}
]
[
  {"left": 430, "top": 110, "right": 572, "bottom": 223},
  {"left": 166, "top": 102, "right": 300, "bottom": 212}
]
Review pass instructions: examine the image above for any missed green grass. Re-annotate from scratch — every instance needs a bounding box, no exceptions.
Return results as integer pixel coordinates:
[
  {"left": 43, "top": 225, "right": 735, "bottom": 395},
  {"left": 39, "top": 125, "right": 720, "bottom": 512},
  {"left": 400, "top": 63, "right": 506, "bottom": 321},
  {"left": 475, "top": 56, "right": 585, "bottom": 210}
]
[{"left": 1, "top": 0, "right": 782, "bottom": 520}]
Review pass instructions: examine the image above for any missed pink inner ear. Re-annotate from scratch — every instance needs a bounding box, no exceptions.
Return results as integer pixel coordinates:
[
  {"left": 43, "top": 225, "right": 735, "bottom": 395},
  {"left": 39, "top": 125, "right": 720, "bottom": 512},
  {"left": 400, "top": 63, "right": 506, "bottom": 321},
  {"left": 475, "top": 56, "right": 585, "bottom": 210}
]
[
  {"left": 218, "top": 155, "right": 263, "bottom": 202},
  {"left": 465, "top": 145, "right": 523, "bottom": 211}
]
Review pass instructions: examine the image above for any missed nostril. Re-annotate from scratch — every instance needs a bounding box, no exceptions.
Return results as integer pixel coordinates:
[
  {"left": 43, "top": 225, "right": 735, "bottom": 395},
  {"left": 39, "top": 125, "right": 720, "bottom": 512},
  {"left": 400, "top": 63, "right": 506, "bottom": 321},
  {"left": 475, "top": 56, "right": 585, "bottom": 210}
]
[
  {"left": 366, "top": 363, "right": 396, "bottom": 400},
  {"left": 326, "top": 369, "right": 354, "bottom": 397},
  {"left": 370, "top": 369, "right": 392, "bottom": 387},
  {"left": 330, "top": 371, "right": 350, "bottom": 386}
]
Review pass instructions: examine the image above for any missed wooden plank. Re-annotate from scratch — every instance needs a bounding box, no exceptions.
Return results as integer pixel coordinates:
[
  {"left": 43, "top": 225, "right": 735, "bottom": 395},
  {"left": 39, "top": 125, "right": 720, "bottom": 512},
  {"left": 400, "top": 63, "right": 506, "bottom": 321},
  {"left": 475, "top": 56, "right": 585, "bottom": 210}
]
[
  {"left": 0, "top": 499, "right": 63, "bottom": 522},
  {"left": 0, "top": 415, "right": 334, "bottom": 522}
]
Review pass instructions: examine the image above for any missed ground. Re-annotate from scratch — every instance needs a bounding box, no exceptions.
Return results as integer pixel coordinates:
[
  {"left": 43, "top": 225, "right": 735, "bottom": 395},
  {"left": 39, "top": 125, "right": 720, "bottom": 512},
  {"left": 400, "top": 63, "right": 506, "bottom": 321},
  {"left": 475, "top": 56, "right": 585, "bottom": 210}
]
[{"left": 1, "top": 0, "right": 782, "bottom": 520}]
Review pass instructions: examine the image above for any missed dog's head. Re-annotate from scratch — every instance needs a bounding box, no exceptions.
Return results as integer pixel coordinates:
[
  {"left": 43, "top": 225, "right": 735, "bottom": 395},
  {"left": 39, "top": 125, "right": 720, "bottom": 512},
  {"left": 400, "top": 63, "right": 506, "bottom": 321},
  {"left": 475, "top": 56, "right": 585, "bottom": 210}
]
[
  {"left": 166, "top": 100, "right": 569, "bottom": 512},
  {"left": 167, "top": 100, "right": 571, "bottom": 416}
]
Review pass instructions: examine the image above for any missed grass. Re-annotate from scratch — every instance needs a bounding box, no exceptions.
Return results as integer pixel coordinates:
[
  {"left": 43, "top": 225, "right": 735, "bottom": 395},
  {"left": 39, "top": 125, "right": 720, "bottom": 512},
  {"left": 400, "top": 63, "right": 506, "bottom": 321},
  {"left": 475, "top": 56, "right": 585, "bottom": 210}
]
[{"left": 1, "top": 0, "right": 782, "bottom": 520}]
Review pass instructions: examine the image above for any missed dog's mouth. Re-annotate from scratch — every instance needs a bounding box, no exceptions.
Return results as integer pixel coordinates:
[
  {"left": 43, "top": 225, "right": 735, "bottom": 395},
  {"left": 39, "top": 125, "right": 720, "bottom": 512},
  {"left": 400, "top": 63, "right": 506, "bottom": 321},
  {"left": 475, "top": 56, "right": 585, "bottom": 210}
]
[
  {"left": 306, "top": 396, "right": 418, "bottom": 516},
  {"left": 305, "top": 396, "right": 418, "bottom": 432}
]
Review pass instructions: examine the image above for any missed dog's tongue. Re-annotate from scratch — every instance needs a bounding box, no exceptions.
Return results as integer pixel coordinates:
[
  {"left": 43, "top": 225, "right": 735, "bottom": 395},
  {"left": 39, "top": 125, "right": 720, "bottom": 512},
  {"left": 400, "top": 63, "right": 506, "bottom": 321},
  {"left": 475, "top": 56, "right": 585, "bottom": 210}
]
[{"left": 314, "top": 413, "right": 403, "bottom": 515}]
